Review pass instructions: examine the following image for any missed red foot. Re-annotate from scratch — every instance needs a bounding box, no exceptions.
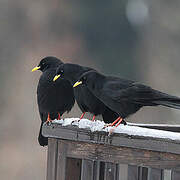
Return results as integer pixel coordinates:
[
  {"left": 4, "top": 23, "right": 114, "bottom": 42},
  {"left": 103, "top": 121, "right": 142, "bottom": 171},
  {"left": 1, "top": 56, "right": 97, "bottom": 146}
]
[
  {"left": 107, "top": 117, "right": 123, "bottom": 135},
  {"left": 111, "top": 117, "right": 122, "bottom": 126},
  {"left": 80, "top": 112, "right": 86, "bottom": 120},
  {"left": 104, "top": 117, "right": 123, "bottom": 128},
  {"left": 57, "top": 112, "right": 61, "bottom": 120},
  {"left": 92, "top": 115, "right": 96, "bottom": 121},
  {"left": 115, "top": 118, "right": 123, "bottom": 127},
  {"left": 45, "top": 113, "right": 53, "bottom": 124}
]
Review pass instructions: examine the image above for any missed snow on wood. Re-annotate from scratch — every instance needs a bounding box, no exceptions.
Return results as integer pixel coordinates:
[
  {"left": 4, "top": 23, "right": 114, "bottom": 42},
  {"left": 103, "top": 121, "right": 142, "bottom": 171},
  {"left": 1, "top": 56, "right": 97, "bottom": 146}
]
[{"left": 52, "top": 118, "right": 180, "bottom": 141}]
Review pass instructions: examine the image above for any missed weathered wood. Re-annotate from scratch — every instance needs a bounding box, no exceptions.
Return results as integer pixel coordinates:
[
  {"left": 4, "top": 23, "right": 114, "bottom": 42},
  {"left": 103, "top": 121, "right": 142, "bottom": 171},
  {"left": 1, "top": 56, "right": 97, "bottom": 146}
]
[
  {"left": 104, "top": 162, "right": 116, "bottom": 180},
  {"left": 99, "top": 162, "right": 105, "bottom": 180},
  {"left": 65, "top": 158, "right": 81, "bottom": 180},
  {"left": 128, "top": 123, "right": 180, "bottom": 133},
  {"left": 93, "top": 161, "right": 100, "bottom": 180},
  {"left": 44, "top": 123, "right": 180, "bottom": 180},
  {"left": 118, "top": 164, "right": 128, "bottom": 180},
  {"left": 147, "top": 168, "right": 162, "bottom": 180},
  {"left": 56, "top": 141, "right": 67, "bottom": 180},
  {"left": 42, "top": 124, "right": 180, "bottom": 155},
  {"left": 81, "top": 159, "right": 94, "bottom": 180},
  {"left": 139, "top": 167, "right": 148, "bottom": 180},
  {"left": 163, "top": 170, "right": 171, "bottom": 180},
  {"left": 56, "top": 139, "right": 180, "bottom": 170},
  {"left": 171, "top": 170, "right": 180, "bottom": 180},
  {"left": 128, "top": 165, "right": 138, "bottom": 180},
  {"left": 47, "top": 138, "right": 58, "bottom": 180}
]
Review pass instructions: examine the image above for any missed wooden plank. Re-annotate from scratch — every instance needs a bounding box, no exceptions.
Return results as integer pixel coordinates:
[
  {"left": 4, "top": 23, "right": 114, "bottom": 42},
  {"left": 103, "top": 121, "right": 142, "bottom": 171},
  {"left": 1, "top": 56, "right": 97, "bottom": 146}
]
[
  {"left": 81, "top": 159, "right": 94, "bottom": 180},
  {"left": 147, "top": 168, "right": 163, "bottom": 180},
  {"left": 57, "top": 139, "right": 180, "bottom": 170},
  {"left": 42, "top": 123, "right": 180, "bottom": 155},
  {"left": 128, "top": 165, "right": 138, "bottom": 180},
  {"left": 99, "top": 162, "right": 105, "bottom": 180},
  {"left": 104, "top": 162, "right": 116, "bottom": 180},
  {"left": 93, "top": 161, "right": 100, "bottom": 180},
  {"left": 56, "top": 141, "right": 67, "bottom": 180},
  {"left": 118, "top": 164, "right": 128, "bottom": 180},
  {"left": 65, "top": 158, "right": 82, "bottom": 180},
  {"left": 171, "top": 170, "right": 180, "bottom": 180},
  {"left": 128, "top": 123, "right": 180, "bottom": 133},
  {"left": 47, "top": 138, "right": 58, "bottom": 180},
  {"left": 163, "top": 170, "right": 171, "bottom": 180}
]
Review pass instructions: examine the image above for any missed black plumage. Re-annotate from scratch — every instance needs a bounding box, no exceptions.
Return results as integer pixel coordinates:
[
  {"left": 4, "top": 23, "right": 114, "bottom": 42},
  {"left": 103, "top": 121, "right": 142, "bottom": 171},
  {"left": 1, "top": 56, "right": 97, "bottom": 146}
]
[
  {"left": 53, "top": 63, "right": 126, "bottom": 124},
  {"left": 74, "top": 70, "right": 180, "bottom": 126},
  {"left": 32, "top": 57, "right": 75, "bottom": 146}
]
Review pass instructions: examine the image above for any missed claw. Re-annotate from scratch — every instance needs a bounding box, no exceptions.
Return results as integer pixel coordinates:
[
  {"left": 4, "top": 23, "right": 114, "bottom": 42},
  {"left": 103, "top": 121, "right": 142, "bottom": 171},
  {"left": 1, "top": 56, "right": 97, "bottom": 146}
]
[
  {"left": 104, "top": 117, "right": 123, "bottom": 127},
  {"left": 71, "top": 119, "right": 80, "bottom": 125},
  {"left": 45, "top": 113, "right": 53, "bottom": 125}
]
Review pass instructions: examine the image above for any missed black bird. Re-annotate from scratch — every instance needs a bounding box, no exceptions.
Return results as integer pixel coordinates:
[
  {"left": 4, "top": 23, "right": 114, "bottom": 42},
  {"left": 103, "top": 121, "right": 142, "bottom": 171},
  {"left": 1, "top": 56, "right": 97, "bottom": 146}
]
[
  {"left": 32, "top": 57, "right": 75, "bottom": 146},
  {"left": 73, "top": 70, "right": 180, "bottom": 127},
  {"left": 53, "top": 63, "right": 127, "bottom": 125}
]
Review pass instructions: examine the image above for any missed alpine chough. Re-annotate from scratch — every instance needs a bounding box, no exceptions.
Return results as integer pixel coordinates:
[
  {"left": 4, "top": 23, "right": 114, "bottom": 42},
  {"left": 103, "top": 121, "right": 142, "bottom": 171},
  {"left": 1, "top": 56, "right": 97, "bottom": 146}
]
[
  {"left": 53, "top": 63, "right": 126, "bottom": 124},
  {"left": 32, "top": 57, "right": 75, "bottom": 146},
  {"left": 73, "top": 70, "right": 180, "bottom": 127}
]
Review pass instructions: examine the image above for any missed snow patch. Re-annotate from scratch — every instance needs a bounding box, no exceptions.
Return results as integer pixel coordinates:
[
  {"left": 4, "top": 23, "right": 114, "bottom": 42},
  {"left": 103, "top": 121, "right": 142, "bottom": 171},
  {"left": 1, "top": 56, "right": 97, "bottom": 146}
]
[{"left": 52, "top": 118, "right": 180, "bottom": 141}]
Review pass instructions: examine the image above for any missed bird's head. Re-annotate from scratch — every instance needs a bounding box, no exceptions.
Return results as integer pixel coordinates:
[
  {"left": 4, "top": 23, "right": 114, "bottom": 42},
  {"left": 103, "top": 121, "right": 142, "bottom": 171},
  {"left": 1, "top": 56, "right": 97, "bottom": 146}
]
[
  {"left": 73, "top": 70, "right": 100, "bottom": 89},
  {"left": 53, "top": 64, "right": 65, "bottom": 81},
  {"left": 53, "top": 63, "right": 89, "bottom": 82},
  {"left": 32, "top": 56, "right": 63, "bottom": 72}
]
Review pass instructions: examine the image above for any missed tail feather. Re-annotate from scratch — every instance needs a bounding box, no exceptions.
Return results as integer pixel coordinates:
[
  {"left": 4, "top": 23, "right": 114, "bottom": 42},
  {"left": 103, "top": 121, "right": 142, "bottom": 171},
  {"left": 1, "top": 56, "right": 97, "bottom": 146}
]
[
  {"left": 38, "top": 121, "right": 48, "bottom": 146},
  {"left": 154, "top": 99, "right": 180, "bottom": 109},
  {"left": 152, "top": 90, "right": 180, "bottom": 109}
]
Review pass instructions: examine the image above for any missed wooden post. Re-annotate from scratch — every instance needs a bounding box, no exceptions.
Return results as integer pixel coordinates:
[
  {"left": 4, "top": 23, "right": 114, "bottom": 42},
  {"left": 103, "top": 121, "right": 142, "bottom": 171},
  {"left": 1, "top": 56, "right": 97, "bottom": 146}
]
[{"left": 47, "top": 138, "right": 58, "bottom": 180}]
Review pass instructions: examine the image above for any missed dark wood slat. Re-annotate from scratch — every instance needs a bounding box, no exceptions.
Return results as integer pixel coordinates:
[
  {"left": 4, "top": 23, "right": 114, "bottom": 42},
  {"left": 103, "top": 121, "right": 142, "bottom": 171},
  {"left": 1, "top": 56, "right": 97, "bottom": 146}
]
[
  {"left": 171, "top": 170, "right": 180, "bottom": 180},
  {"left": 56, "top": 141, "right": 67, "bottom": 180},
  {"left": 58, "top": 139, "right": 180, "bottom": 169},
  {"left": 42, "top": 123, "right": 180, "bottom": 155},
  {"left": 128, "top": 165, "right": 138, "bottom": 180},
  {"left": 93, "top": 161, "right": 100, "bottom": 180},
  {"left": 99, "top": 162, "right": 105, "bottom": 180},
  {"left": 147, "top": 168, "right": 163, "bottom": 180},
  {"left": 66, "top": 158, "right": 82, "bottom": 180},
  {"left": 128, "top": 123, "right": 180, "bottom": 133},
  {"left": 139, "top": 167, "right": 148, "bottom": 180},
  {"left": 47, "top": 138, "right": 58, "bottom": 180},
  {"left": 104, "top": 162, "right": 116, "bottom": 180},
  {"left": 81, "top": 159, "right": 94, "bottom": 180}
]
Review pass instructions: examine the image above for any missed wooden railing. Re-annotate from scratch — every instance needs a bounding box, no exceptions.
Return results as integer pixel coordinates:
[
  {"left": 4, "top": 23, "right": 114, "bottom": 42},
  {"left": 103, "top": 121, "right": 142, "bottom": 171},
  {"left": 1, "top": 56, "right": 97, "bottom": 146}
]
[{"left": 42, "top": 122, "right": 180, "bottom": 180}]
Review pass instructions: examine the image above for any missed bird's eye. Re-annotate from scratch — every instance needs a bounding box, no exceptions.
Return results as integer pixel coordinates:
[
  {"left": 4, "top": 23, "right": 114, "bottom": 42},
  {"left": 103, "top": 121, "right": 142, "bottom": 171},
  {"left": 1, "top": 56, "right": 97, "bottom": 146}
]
[
  {"left": 83, "top": 76, "right": 87, "bottom": 81},
  {"left": 60, "top": 70, "right": 64, "bottom": 73}
]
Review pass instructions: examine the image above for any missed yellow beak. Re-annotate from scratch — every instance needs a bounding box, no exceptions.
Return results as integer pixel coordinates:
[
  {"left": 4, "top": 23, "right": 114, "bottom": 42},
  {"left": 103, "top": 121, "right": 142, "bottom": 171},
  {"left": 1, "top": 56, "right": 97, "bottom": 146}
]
[
  {"left": 31, "top": 66, "right": 40, "bottom": 72},
  {"left": 53, "top": 74, "right": 61, "bottom": 82},
  {"left": 73, "top": 81, "right": 82, "bottom": 88}
]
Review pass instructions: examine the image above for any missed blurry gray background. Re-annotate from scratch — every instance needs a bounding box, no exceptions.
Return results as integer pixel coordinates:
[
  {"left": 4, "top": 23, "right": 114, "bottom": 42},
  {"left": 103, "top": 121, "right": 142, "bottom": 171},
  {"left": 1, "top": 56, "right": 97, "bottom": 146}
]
[{"left": 1, "top": 0, "right": 180, "bottom": 179}]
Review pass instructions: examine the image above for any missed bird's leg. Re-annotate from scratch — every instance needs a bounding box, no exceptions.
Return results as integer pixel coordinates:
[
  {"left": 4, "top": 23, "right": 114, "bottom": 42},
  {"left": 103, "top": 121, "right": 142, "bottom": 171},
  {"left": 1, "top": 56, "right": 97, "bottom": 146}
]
[
  {"left": 111, "top": 117, "right": 122, "bottom": 126},
  {"left": 57, "top": 112, "right": 61, "bottom": 120},
  {"left": 115, "top": 118, "right": 123, "bottom": 127},
  {"left": 92, "top": 115, "right": 96, "bottom": 121},
  {"left": 45, "top": 113, "right": 53, "bottom": 124},
  {"left": 108, "top": 117, "right": 123, "bottom": 135},
  {"left": 103, "top": 117, "right": 122, "bottom": 128},
  {"left": 79, "top": 112, "right": 86, "bottom": 120}
]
